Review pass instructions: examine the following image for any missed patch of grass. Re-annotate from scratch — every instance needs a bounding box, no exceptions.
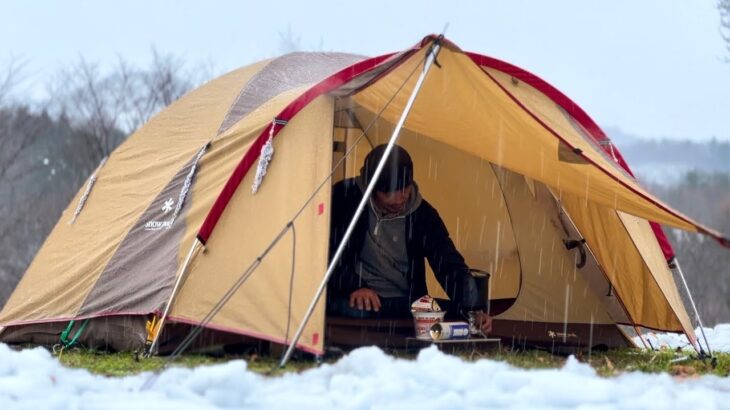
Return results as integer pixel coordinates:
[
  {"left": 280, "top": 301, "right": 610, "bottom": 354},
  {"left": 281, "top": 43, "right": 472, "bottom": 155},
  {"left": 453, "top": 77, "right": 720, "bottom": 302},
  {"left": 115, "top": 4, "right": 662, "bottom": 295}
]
[
  {"left": 240, "top": 353, "right": 319, "bottom": 376},
  {"left": 480, "top": 348, "right": 566, "bottom": 370},
  {"left": 55, "top": 348, "right": 320, "bottom": 377},
  {"left": 475, "top": 347, "right": 730, "bottom": 378},
  {"left": 56, "top": 349, "right": 222, "bottom": 377},
  {"left": 579, "top": 349, "right": 730, "bottom": 378},
  {"left": 51, "top": 346, "right": 730, "bottom": 378}
]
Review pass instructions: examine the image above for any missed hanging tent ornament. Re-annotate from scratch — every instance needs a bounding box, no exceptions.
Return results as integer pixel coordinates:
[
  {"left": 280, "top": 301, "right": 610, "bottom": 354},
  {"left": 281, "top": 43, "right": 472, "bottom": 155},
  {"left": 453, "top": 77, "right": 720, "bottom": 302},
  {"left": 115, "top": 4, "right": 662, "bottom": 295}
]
[
  {"left": 69, "top": 157, "right": 108, "bottom": 224},
  {"left": 252, "top": 119, "right": 287, "bottom": 194}
]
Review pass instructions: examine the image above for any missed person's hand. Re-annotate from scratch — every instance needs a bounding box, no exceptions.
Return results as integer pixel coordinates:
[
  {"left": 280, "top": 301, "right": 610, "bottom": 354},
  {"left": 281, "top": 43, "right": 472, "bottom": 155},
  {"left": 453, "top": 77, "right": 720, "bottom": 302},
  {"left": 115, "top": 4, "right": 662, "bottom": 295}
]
[
  {"left": 475, "top": 310, "right": 492, "bottom": 334},
  {"left": 349, "top": 288, "right": 381, "bottom": 312}
]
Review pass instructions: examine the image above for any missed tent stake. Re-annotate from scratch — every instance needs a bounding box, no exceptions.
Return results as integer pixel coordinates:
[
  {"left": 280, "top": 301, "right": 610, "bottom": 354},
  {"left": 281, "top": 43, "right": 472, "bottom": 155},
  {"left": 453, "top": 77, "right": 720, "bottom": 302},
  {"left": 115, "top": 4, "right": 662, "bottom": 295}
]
[
  {"left": 671, "top": 257, "right": 712, "bottom": 356},
  {"left": 279, "top": 38, "right": 444, "bottom": 368},
  {"left": 144, "top": 238, "right": 202, "bottom": 357}
]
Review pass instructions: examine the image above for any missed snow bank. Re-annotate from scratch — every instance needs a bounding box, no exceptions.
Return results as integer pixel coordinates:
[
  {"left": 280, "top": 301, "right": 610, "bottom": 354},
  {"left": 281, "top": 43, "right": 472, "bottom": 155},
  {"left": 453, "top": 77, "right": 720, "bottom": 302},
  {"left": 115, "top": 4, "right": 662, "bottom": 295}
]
[
  {"left": 2, "top": 342, "right": 730, "bottom": 410},
  {"left": 635, "top": 324, "right": 730, "bottom": 352}
]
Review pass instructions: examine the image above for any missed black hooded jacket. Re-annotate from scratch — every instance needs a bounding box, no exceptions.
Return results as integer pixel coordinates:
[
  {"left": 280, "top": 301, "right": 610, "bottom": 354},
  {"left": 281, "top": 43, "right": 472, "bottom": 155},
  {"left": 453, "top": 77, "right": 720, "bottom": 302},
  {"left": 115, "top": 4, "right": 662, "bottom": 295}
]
[{"left": 327, "top": 178, "right": 475, "bottom": 306}]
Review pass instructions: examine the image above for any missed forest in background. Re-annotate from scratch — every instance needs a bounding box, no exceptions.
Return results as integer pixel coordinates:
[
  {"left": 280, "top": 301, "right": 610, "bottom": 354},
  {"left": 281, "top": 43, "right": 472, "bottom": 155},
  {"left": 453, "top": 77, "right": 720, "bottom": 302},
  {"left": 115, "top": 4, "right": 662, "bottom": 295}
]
[
  {"left": 0, "top": 51, "right": 204, "bottom": 307},
  {"left": 0, "top": 46, "right": 729, "bottom": 328},
  {"left": 646, "top": 173, "right": 730, "bottom": 326}
]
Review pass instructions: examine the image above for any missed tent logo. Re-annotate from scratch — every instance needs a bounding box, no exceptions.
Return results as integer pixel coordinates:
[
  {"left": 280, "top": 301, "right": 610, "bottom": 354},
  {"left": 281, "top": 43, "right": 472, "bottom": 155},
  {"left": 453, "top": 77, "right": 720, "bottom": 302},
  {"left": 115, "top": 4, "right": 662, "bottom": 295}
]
[
  {"left": 547, "top": 330, "right": 578, "bottom": 339},
  {"left": 144, "top": 220, "right": 173, "bottom": 231},
  {"left": 143, "top": 145, "right": 208, "bottom": 232},
  {"left": 162, "top": 198, "right": 175, "bottom": 214},
  {"left": 145, "top": 197, "right": 179, "bottom": 231}
]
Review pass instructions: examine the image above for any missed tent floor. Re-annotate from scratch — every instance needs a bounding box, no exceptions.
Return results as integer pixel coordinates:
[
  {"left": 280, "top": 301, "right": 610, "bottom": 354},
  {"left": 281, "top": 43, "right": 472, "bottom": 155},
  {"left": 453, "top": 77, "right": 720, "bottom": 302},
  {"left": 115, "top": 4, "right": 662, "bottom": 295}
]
[
  {"left": 325, "top": 316, "right": 417, "bottom": 350},
  {"left": 324, "top": 316, "right": 503, "bottom": 355},
  {"left": 0, "top": 315, "right": 633, "bottom": 357},
  {"left": 324, "top": 316, "right": 633, "bottom": 353}
]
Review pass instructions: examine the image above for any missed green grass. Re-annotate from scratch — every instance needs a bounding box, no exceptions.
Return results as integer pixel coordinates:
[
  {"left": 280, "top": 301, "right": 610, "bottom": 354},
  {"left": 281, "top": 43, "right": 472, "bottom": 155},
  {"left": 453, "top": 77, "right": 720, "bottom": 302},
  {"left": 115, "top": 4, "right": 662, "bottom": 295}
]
[
  {"left": 49, "top": 345, "right": 730, "bottom": 378},
  {"left": 53, "top": 348, "right": 318, "bottom": 377},
  {"left": 580, "top": 349, "right": 730, "bottom": 377},
  {"left": 474, "top": 348, "right": 730, "bottom": 377}
]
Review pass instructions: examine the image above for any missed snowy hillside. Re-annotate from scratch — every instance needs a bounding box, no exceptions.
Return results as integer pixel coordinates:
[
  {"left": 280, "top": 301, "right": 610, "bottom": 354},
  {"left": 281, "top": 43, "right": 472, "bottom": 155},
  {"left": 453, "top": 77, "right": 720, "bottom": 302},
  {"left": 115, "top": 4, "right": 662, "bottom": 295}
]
[{"left": 3, "top": 326, "right": 730, "bottom": 409}]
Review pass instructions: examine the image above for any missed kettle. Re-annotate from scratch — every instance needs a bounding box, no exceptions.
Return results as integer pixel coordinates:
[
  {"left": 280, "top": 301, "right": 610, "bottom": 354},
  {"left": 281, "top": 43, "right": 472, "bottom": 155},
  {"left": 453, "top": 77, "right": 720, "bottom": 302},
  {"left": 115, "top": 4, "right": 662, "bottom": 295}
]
[{"left": 460, "top": 268, "right": 490, "bottom": 313}]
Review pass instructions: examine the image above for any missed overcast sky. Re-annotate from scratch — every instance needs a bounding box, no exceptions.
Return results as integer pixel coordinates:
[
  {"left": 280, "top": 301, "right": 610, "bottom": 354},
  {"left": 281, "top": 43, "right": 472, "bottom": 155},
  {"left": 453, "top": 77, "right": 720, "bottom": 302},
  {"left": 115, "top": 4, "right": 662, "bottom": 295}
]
[{"left": 2, "top": 0, "right": 729, "bottom": 142}]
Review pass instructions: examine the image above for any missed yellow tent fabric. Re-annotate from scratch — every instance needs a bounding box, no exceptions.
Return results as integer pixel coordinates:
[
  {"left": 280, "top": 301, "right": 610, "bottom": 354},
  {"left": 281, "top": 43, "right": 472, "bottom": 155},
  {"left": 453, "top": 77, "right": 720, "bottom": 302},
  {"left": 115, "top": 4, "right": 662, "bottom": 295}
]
[
  {"left": 1, "top": 36, "right": 724, "bottom": 353},
  {"left": 0, "top": 61, "right": 271, "bottom": 324}
]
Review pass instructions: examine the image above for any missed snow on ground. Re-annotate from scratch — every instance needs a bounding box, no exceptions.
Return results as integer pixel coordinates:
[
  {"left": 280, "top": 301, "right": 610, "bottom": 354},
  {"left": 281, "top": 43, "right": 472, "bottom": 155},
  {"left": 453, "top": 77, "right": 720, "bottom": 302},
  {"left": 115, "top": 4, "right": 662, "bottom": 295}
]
[
  {"left": 634, "top": 325, "right": 730, "bottom": 353},
  {"left": 2, "top": 339, "right": 730, "bottom": 410}
]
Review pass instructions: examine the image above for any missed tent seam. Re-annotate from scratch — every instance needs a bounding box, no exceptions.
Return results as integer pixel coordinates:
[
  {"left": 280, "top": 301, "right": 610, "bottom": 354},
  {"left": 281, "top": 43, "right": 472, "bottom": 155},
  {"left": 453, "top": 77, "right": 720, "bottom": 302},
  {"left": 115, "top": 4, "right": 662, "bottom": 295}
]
[
  {"left": 75, "top": 146, "right": 207, "bottom": 315},
  {"left": 166, "top": 314, "right": 324, "bottom": 355},
  {"left": 614, "top": 212, "right": 696, "bottom": 340},
  {"left": 215, "top": 58, "right": 278, "bottom": 136},
  {"left": 470, "top": 55, "right": 727, "bottom": 246},
  {"left": 468, "top": 52, "right": 676, "bottom": 259},
  {"left": 553, "top": 198, "right": 641, "bottom": 334},
  {"left": 0, "top": 309, "right": 158, "bottom": 327},
  {"left": 197, "top": 45, "right": 423, "bottom": 243},
  {"left": 487, "top": 164, "right": 523, "bottom": 317}
]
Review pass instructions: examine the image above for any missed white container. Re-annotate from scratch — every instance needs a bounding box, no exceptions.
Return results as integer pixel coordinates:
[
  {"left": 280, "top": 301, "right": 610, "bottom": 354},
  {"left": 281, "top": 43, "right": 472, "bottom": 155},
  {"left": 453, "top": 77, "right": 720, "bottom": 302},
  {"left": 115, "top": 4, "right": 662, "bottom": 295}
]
[{"left": 412, "top": 310, "right": 446, "bottom": 340}]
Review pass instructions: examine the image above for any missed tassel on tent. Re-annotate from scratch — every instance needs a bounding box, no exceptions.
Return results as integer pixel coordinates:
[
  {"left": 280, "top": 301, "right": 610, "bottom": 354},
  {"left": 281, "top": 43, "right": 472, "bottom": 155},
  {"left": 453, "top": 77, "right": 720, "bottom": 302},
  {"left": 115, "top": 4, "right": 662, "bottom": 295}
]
[
  {"left": 252, "top": 119, "right": 287, "bottom": 194},
  {"left": 69, "top": 157, "right": 108, "bottom": 224}
]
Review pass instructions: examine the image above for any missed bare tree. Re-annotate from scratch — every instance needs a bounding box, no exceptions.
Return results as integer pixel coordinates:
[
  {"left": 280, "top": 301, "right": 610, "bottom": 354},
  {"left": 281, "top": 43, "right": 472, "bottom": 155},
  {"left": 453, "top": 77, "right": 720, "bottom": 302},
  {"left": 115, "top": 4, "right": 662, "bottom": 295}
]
[
  {"left": 116, "top": 48, "right": 195, "bottom": 132},
  {"left": 0, "top": 70, "right": 52, "bottom": 303},
  {"left": 722, "top": 0, "right": 730, "bottom": 59},
  {"left": 47, "top": 49, "right": 199, "bottom": 167},
  {"left": 0, "top": 51, "right": 205, "bottom": 308},
  {"left": 0, "top": 58, "right": 41, "bottom": 183},
  {"left": 48, "top": 58, "right": 124, "bottom": 162},
  {"left": 278, "top": 26, "right": 325, "bottom": 54},
  {"left": 649, "top": 172, "right": 730, "bottom": 325},
  {"left": 0, "top": 108, "right": 45, "bottom": 182},
  {"left": 0, "top": 56, "right": 25, "bottom": 105},
  {"left": 279, "top": 26, "right": 303, "bottom": 54}
]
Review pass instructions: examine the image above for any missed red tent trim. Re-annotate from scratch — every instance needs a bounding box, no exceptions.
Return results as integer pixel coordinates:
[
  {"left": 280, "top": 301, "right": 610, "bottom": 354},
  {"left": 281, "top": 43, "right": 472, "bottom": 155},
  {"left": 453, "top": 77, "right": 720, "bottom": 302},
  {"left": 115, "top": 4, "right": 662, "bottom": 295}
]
[
  {"left": 466, "top": 52, "right": 677, "bottom": 259},
  {"left": 197, "top": 35, "right": 728, "bottom": 250},
  {"left": 469, "top": 53, "right": 728, "bottom": 250},
  {"left": 197, "top": 48, "right": 420, "bottom": 243}
]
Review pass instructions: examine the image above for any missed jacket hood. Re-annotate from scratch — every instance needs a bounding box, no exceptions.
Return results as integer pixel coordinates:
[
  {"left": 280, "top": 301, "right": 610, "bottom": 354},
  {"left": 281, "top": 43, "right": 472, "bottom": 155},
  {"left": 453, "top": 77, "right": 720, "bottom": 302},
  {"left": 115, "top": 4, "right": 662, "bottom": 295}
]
[{"left": 357, "top": 175, "right": 422, "bottom": 218}]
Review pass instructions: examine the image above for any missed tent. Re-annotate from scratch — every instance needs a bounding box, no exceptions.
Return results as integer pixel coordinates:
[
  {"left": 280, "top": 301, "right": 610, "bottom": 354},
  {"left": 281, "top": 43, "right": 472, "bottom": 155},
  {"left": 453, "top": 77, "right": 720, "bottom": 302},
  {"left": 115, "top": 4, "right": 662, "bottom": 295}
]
[{"left": 1, "top": 35, "right": 728, "bottom": 356}]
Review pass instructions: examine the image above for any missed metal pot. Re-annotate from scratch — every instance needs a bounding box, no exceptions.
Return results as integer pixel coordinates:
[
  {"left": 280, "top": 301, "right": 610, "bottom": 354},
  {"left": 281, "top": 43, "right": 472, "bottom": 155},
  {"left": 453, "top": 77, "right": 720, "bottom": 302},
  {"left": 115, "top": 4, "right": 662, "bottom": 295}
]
[{"left": 459, "top": 268, "right": 490, "bottom": 312}]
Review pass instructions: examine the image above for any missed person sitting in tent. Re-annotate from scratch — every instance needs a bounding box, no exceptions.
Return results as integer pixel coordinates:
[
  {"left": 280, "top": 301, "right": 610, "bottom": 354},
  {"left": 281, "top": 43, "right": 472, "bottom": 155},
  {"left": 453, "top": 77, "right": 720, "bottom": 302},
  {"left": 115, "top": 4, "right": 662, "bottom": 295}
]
[{"left": 327, "top": 144, "right": 492, "bottom": 333}]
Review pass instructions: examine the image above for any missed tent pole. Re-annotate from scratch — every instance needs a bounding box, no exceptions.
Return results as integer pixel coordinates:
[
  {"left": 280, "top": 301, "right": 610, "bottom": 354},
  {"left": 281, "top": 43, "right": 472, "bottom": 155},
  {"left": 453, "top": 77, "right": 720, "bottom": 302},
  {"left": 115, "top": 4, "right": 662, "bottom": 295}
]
[
  {"left": 633, "top": 325, "right": 650, "bottom": 349},
  {"left": 144, "top": 238, "right": 202, "bottom": 357},
  {"left": 279, "top": 39, "right": 443, "bottom": 368},
  {"left": 549, "top": 193, "right": 648, "bottom": 349},
  {"left": 671, "top": 257, "right": 712, "bottom": 356}
]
